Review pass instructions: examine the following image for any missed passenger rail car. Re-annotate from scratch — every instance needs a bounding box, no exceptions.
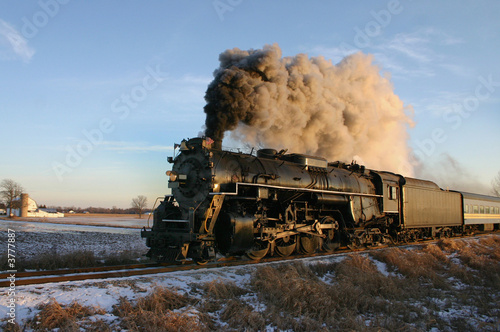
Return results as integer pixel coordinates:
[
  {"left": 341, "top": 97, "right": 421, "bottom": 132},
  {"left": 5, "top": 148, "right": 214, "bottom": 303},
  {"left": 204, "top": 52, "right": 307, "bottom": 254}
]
[
  {"left": 462, "top": 192, "right": 500, "bottom": 230},
  {"left": 141, "top": 137, "right": 499, "bottom": 263}
]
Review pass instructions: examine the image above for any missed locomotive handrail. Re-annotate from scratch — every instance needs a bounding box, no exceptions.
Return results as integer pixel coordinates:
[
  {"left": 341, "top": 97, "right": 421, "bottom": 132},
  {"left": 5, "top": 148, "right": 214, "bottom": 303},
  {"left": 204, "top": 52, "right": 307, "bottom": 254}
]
[
  {"left": 147, "top": 196, "right": 171, "bottom": 228},
  {"left": 202, "top": 194, "right": 225, "bottom": 233},
  {"left": 212, "top": 182, "right": 383, "bottom": 198}
]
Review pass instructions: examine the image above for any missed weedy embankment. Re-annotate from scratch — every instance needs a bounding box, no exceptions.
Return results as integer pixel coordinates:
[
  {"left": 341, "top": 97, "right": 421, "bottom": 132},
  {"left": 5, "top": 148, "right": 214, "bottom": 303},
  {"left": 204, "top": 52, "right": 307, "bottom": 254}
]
[{"left": 2, "top": 235, "right": 499, "bottom": 331}]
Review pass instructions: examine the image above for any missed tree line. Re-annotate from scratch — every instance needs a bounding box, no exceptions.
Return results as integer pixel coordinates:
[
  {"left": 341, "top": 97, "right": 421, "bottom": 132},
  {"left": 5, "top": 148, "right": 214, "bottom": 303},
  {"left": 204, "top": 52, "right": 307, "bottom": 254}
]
[{"left": 1, "top": 178, "right": 150, "bottom": 218}]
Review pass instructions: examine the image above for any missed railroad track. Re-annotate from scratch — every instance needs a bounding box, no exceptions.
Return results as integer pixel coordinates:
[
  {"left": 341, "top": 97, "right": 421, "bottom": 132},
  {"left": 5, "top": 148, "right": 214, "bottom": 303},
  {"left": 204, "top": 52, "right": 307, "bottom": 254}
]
[
  {"left": 0, "top": 246, "right": 371, "bottom": 287},
  {"left": 0, "top": 262, "right": 188, "bottom": 287},
  {"left": 1, "top": 233, "right": 496, "bottom": 287}
]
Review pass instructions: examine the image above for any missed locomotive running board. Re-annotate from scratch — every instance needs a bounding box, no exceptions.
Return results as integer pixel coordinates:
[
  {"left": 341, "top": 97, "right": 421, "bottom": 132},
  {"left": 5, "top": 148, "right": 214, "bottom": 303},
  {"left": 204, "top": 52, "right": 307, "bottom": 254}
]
[{"left": 212, "top": 182, "right": 382, "bottom": 198}]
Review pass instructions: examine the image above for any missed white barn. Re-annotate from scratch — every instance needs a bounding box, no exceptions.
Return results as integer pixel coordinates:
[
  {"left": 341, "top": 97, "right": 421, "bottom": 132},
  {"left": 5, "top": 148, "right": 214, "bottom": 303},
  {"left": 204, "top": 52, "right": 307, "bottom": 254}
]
[{"left": 8, "top": 194, "right": 64, "bottom": 218}]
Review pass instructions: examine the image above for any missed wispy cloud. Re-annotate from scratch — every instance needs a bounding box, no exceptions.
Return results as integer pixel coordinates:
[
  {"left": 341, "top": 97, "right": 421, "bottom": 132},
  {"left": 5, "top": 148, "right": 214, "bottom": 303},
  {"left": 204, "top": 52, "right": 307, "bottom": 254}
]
[
  {"left": 309, "top": 27, "right": 466, "bottom": 79},
  {"left": 417, "top": 90, "right": 470, "bottom": 116},
  {"left": 380, "top": 28, "right": 463, "bottom": 63},
  {"left": 371, "top": 51, "right": 436, "bottom": 78},
  {"left": 383, "top": 32, "right": 434, "bottom": 64},
  {"left": 0, "top": 19, "right": 35, "bottom": 62},
  {"left": 375, "top": 28, "right": 467, "bottom": 78}
]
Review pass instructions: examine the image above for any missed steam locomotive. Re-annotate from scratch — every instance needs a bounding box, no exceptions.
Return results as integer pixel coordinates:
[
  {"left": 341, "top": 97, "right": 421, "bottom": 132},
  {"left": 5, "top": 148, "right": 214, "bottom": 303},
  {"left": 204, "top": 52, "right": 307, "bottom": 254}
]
[{"left": 141, "top": 137, "right": 500, "bottom": 263}]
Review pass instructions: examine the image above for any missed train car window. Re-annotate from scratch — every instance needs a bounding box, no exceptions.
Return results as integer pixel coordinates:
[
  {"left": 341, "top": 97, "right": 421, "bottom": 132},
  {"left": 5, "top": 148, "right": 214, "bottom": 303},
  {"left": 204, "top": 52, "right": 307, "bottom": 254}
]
[
  {"left": 464, "top": 204, "right": 469, "bottom": 213},
  {"left": 480, "top": 206, "right": 484, "bottom": 214},
  {"left": 473, "top": 205, "right": 478, "bottom": 213},
  {"left": 388, "top": 186, "right": 397, "bottom": 200},
  {"left": 492, "top": 206, "right": 495, "bottom": 214},
  {"left": 496, "top": 207, "right": 499, "bottom": 214},
  {"left": 485, "top": 206, "right": 490, "bottom": 214}
]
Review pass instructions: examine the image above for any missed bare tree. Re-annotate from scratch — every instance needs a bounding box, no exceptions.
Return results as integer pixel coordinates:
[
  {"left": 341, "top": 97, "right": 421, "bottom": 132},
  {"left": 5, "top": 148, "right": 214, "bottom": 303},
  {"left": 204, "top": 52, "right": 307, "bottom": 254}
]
[
  {"left": 131, "top": 195, "right": 148, "bottom": 219},
  {"left": 1, "top": 179, "right": 24, "bottom": 217},
  {"left": 492, "top": 171, "right": 500, "bottom": 197}
]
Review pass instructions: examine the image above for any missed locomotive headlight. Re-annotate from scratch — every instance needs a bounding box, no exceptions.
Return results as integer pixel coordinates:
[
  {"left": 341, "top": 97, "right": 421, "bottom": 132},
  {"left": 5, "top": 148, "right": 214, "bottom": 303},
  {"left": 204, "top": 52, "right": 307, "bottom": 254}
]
[
  {"left": 166, "top": 171, "right": 187, "bottom": 183},
  {"left": 166, "top": 170, "right": 178, "bottom": 182}
]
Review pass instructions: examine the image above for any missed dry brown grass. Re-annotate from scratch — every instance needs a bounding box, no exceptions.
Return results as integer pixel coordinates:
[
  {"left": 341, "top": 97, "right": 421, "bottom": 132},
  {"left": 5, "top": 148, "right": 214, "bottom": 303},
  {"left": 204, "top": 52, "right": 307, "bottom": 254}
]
[
  {"left": 201, "top": 278, "right": 248, "bottom": 300},
  {"left": 432, "top": 236, "right": 500, "bottom": 289},
  {"left": 372, "top": 236, "right": 500, "bottom": 330},
  {"left": 30, "top": 250, "right": 99, "bottom": 270},
  {"left": 249, "top": 258, "right": 421, "bottom": 331},
  {"left": 196, "top": 278, "right": 249, "bottom": 314},
  {"left": 249, "top": 236, "right": 500, "bottom": 331},
  {"left": 371, "top": 248, "right": 440, "bottom": 279},
  {"left": 3, "top": 235, "right": 499, "bottom": 331},
  {"left": 113, "top": 286, "right": 212, "bottom": 331},
  {"left": 219, "top": 299, "right": 267, "bottom": 330},
  {"left": 26, "top": 299, "right": 106, "bottom": 331},
  {"left": 0, "top": 320, "right": 22, "bottom": 332}
]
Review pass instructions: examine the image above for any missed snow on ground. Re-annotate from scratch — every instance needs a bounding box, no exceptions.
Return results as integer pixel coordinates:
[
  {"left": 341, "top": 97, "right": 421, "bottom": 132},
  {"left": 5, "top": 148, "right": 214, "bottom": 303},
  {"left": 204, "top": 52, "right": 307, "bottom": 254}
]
[
  {"left": 5, "top": 266, "right": 253, "bottom": 324},
  {"left": 2, "top": 252, "right": 346, "bottom": 326},
  {"left": 2, "top": 257, "right": 258, "bottom": 327},
  {"left": 0, "top": 218, "right": 148, "bottom": 260},
  {"left": 5, "top": 244, "right": 498, "bottom": 331},
  {"left": 1, "top": 217, "right": 152, "bottom": 327},
  {"left": 1, "top": 214, "right": 150, "bottom": 229}
]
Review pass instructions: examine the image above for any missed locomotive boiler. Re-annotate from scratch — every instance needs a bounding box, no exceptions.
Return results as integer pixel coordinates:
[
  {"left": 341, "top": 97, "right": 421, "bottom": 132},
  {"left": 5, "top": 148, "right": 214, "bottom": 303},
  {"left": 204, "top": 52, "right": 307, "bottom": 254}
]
[{"left": 141, "top": 137, "right": 500, "bottom": 263}]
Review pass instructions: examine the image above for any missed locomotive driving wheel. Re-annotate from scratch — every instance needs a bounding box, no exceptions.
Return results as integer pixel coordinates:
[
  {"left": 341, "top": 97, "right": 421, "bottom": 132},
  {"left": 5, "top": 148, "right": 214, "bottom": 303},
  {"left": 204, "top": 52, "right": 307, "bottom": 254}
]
[
  {"left": 247, "top": 241, "right": 270, "bottom": 260},
  {"left": 298, "top": 234, "right": 319, "bottom": 254},
  {"left": 321, "top": 217, "right": 340, "bottom": 253},
  {"left": 275, "top": 235, "right": 297, "bottom": 257}
]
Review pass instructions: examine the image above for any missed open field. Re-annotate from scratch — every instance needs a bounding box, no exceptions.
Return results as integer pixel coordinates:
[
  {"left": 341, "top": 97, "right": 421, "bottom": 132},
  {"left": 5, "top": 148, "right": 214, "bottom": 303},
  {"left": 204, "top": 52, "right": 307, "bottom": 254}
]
[
  {"left": 0, "top": 217, "right": 149, "bottom": 270},
  {"left": 62, "top": 213, "right": 149, "bottom": 219},
  {"left": 0, "top": 213, "right": 151, "bottom": 229}
]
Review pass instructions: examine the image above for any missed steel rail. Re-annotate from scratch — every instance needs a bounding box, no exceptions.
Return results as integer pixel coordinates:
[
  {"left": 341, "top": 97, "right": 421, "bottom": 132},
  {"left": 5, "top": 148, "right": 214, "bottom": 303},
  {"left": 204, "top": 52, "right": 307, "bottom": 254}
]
[{"left": 0, "top": 262, "right": 163, "bottom": 281}]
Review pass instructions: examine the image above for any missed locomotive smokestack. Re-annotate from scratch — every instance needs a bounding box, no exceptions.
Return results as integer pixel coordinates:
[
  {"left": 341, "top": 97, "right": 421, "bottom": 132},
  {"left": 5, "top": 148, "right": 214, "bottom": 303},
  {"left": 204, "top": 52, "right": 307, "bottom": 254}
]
[
  {"left": 203, "top": 43, "right": 414, "bottom": 176},
  {"left": 213, "top": 138, "right": 222, "bottom": 150}
]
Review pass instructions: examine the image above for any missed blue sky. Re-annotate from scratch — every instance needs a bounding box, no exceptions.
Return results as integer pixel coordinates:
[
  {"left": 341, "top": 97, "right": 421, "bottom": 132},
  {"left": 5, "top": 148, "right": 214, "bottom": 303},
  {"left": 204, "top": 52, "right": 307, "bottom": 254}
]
[{"left": 1, "top": 1, "right": 499, "bottom": 208}]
